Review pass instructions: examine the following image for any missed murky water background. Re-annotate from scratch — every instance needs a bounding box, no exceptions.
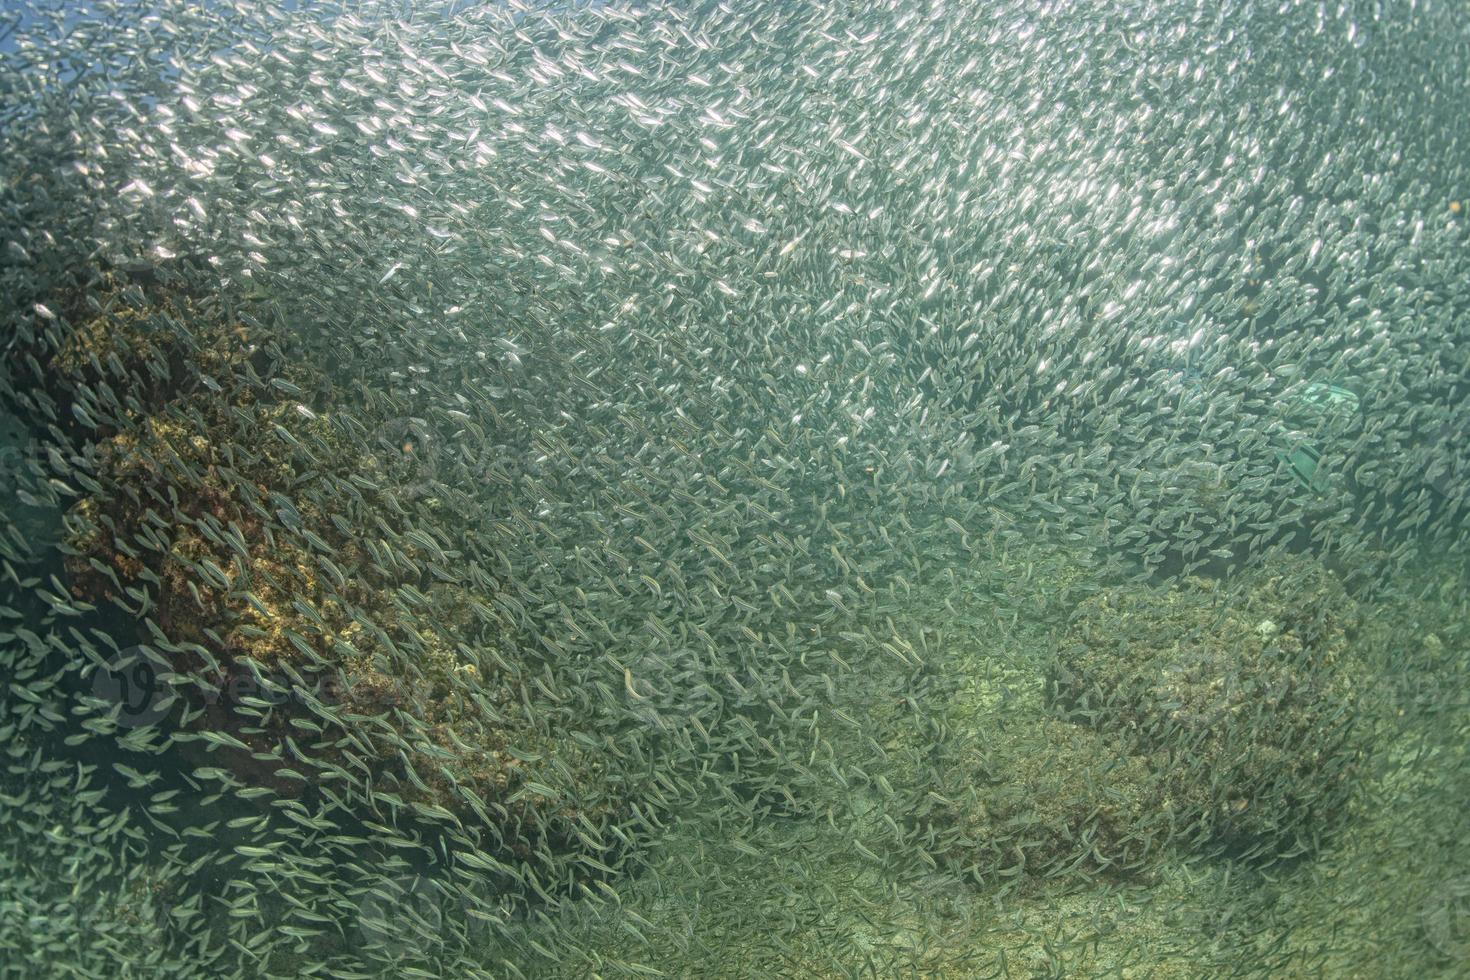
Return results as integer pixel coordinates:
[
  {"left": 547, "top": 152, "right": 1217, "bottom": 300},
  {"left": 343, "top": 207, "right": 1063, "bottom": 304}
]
[{"left": 2, "top": 1, "right": 1469, "bottom": 976}]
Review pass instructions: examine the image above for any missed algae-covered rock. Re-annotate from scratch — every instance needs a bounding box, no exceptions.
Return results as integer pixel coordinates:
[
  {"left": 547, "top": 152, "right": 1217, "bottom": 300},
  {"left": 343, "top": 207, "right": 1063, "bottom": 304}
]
[
  {"left": 920, "top": 716, "right": 1168, "bottom": 888},
  {"left": 53, "top": 288, "right": 635, "bottom": 891},
  {"left": 1048, "top": 556, "right": 1365, "bottom": 861}
]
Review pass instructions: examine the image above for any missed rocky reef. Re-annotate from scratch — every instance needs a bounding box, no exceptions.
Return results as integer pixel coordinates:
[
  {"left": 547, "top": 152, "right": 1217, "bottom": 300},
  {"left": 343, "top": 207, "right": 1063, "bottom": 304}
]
[
  {"left": 34, "top": 278, "right": 638, "bottom": 914},
  {"left": 912, "top": 555, "right": 1366, "bottom": 894},
  {"left": 1050, "top": 558, "right": 1364, "bottom": 861}
]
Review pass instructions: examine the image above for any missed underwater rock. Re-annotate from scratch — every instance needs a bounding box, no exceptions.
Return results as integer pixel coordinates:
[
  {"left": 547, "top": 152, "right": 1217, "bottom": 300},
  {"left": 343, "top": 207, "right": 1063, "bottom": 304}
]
[
  {"left": 49, "top": 284, "right": 637, "bottom": 895},
  {"left": 1048, "top": 557, "right": 1365, "bottom": 862},
  {"left": 918, "top": 716, "right": 1168, "bottom": 889}
]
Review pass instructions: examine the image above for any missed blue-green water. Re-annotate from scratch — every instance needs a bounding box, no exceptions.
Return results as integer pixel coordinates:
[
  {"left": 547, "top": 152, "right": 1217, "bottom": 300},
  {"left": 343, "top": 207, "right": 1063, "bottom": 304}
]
[{"left": 2, "top": 1, "right": 1468, "bottom": 976}]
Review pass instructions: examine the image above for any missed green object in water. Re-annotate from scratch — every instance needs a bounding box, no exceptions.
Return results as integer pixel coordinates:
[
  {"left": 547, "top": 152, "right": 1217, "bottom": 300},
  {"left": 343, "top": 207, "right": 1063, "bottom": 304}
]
[{"left": 1277, "top": 383, "right": 1361, "bottom": 492}]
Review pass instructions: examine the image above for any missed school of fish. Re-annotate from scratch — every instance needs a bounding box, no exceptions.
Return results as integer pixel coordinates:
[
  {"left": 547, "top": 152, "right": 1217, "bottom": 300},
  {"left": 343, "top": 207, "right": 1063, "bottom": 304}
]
[{"left": 1, "top": 0, "right": 1468, "bottom": 976}]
